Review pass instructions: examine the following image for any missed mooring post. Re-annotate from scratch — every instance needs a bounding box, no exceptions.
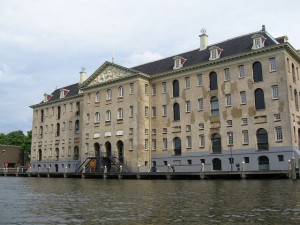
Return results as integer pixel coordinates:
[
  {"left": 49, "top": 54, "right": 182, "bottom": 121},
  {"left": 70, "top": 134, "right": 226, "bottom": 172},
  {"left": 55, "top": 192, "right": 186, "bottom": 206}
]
[
  {"left": 103, "top": 165, "right": 107, "bottom": 179},
  {"left": 291, "top": 157, "right": 297, "bottom": 180},
  {"left": 241, "top": 161, "right": 246, "bottom": 179}
]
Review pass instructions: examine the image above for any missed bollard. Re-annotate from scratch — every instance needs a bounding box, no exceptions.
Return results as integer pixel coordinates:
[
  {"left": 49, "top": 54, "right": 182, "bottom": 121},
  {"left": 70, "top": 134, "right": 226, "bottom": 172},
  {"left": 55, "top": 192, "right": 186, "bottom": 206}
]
[{"left": 291, "top": 157, "right": 297, "bottom": 180}]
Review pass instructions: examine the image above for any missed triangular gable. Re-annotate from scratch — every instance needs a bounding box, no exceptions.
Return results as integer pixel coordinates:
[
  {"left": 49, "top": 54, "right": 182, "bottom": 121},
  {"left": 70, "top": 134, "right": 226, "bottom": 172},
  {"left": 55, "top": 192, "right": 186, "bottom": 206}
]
[{"left": 81, "top": 61, "right": 139, "bottom": 88}]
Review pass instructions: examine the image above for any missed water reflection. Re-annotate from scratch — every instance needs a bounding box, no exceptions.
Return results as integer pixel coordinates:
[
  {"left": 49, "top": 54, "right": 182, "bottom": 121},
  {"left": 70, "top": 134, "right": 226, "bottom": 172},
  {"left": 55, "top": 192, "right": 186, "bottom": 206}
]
[{"left": 0, "top": 177, "right": 300, "bottom": 224}]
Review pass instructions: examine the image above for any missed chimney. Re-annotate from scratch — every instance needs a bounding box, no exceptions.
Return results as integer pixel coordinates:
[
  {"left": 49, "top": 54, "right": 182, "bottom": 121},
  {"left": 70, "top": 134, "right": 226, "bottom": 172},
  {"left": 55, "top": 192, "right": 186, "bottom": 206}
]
[
  {"left": 79, "top": 67, "right": 86, "bottom": 84},
  {"left": 199, "top": 28, "right": 208, "bottom": 51}
]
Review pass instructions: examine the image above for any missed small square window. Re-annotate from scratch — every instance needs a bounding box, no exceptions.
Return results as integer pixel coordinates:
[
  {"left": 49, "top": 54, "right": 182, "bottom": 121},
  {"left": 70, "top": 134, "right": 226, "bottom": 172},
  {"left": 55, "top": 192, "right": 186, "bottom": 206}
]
[
  {"left": 244, "top": 157, "right": 249, "bottom": 163},
  {"left": 187, "top": 160, "right": 192, "bottom": 165},
  {"left": 152, "top": 129, "right": 156, "bottom": 135},
  {"left": 162, "top": 128, "right": 168, "bottom": 134},
  {"left": 274, "top": 113, "right": 281, "bottom": 121},
  {"left": 241, "top": 118, "right": 248, "bottom": 125},
  {"left": 163, "top": 161, "right": 168, "bottom": 166},
  {"left": 200, "top": 159, "right": 205, "bottom": 164},
  {"left": 227, "top": 120, "right": 232, "bottom": 127},
  {"left": 199, "top": 123, "right": 204, "bottom": 130},
  {"left": 277, "top": 155, "right": 284, "bottom": 162},
  {"left": 186, "top": 125, "right": 191, "bottom": 132}
]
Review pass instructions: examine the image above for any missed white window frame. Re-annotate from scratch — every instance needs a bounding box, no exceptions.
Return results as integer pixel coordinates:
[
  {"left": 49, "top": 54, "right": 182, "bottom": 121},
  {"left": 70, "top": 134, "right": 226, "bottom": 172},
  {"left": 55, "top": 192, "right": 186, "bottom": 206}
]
[
  {"left": 145, "top": 84, "right": 148, "bottom": 95},
  {"left": 106, "top": 110, "right": 111, "bottom": 121},
  {"left": 117, "top": 108, "right": 123, "bottom": 120},
  {"left": 95, "top": 92, "right": 100, "bottom": 102},
  {"left": 144, "top": 139, "right": 148, "bottom": 150},
  {"left": 107, "top": 89, "right": 112, "bottom": 100},
  {"left": 199, "top": 135, "right": 205, "bottom": 147},
  {"left": 275, "top": 126, "right": 283, "bottom": 141},
  {"left": 162, "top": 105, "right": 167, "bottom": 117},
  {"left": 241, "top": 118, "right": 248, "bottom": 125},
  {"left": 185, "top": 77, "right": 190, "bottom": 89},
  {"left": 186, "top": 136, "right": 192, "bottom": 148},
  {"left": 227, "top": 132, "right": 233, "bottom": 145},
  {"left": 152, "top": 84, "right": 156, "bottom": 95},
  {"left": 118, "top": 86, "right": 124, "bottom": 97},
  {"left": 238, "top": 65, "right": 245, "bottom": 78},
  {"left": 197, "top": 74, "right": 202, "bottom": 86},
  {"left": 242, "top": 130, "right": 249, "bottom": 144},
  {"left": 269, "top": 58, "right": 276, "bottom": 72},
  {"left": 152, "top": 107, "right": 157, "bottom": 118},
  {"left": 95, "top": 112, "right": 100, "bottom": 123},
  {"left": 152, "top": 139, "right": 157, "bottom": 150},
  {"left": 225, "top": 94, "right": 232, "bottom": 106},
  {"left": 272, "top": 85, "right": 279, "bottom": 99},
  {"left": 162, "top": 82, "right": 167, "bottom": 93},
  {"left": 186, "top": 100, "right": 191, "bottom": 112},
  {"left": 224, "top": 68, "right": 230, "bottom": 81},
  {"left": 240, "top": 91, "right": 247, "bottom": 104},
  {"left": 198, "top": 98, "right": 204, "bottom": 111},
  {"left": 163, "top": 138, "right": 168, "bottom": 150}
]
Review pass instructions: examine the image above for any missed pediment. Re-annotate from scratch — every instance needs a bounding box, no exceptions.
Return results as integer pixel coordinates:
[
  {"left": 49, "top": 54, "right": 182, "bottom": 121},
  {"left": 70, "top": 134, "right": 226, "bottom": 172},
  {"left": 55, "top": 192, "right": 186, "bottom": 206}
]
[{"left": 82, "top": 62, "right": 138, "bottom": 88}]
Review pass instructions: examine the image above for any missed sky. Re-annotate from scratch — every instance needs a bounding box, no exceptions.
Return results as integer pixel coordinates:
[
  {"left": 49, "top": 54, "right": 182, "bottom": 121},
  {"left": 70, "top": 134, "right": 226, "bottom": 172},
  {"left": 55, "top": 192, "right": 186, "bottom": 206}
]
[{"left": 0, "top": 0, "right": 300, "bottom": 134}]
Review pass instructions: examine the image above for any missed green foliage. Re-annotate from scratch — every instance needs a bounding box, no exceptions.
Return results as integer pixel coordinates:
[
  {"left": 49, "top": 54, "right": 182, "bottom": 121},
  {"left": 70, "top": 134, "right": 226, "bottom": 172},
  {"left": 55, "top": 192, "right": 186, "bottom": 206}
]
[{"left": 0, "top": 130, "right": 32, "bottom": 165}]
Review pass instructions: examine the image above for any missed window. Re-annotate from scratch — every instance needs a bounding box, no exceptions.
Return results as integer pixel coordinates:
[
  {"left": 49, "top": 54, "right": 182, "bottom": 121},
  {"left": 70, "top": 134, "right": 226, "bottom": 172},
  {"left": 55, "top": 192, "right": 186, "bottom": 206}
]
[
  {"left": 240, "top": 91, "right": 246, "bottom": 104},
  {"left": 239, "top": 65, "right": 245, "bottom": 78},
  {"left": 294, "top": 89, "right": 299, "bottom": 111},
  {"left": 130, "top": 83, "right": 134, "bottom": 94},
  {"left": 255, "top": 88, "right": 265, "bottom": 110},
  {"left": 256, "top": 128, "right": 269, "bottom": 150},
  {"left": 271, "top": 85, "right": 279, "bottom": 99},
  {"left": 199, "top": 123, "right": 204, "bottom": 130},
  {"left": 269, "top": 58, "right": 276, "bottom": 72},
  {"left": 152, "top": 107, "right": 157, "bottom": 117},
  {"left": 186, "top": 100, "right": 191, "bottom": 112},
  {"left": 162, "top": 82, "right": 167, "bottom": 93},
  {"left": 227, "top": 120, "right": 232, "bottom": 127},
  {"left": 129, "top": 139, "right": 133, "bottom": 150},
  {"left": 162, "top": 105, "right": 167, "bottom": 116},
  {"left": 152, "top": 139, "right": 157, "bottom": 150},
  {"left": 227, "top": 132, "right": 233, "bottom": 145},
  {"left": 57, "top": 106, "right": 61, "bottom": 120},
  {"left": 274, "top": 113, "right": 281, "bottom": 121},
  {"left": 199, "top": 135, "right": 205, "bottom": 147},
  {"left": 145, "top": 106, "right": 148, "bottom": 117},
  {"left": 198, "top": 98, "right": 204, "bottom": 111},
  {"left": 106, "top": 110, "right": 111, "bottom": 121},
  {"left": 173, "top": 103, "right": 180, "bottom": 121},
  {"left": 129, "top": 128, "right": 133, "bottom": 134},
  {"left": 95, "top": 92, "right": 100, "bottom": 102},
  {"left": 152, "top": 129, "right": 156, "bottom": 135},
  {"left": 152, "top": 84, "right": 156, "bottom": 95},
  {"left": 209, "top": 71, "right": 218, "bottom": 90},
  {"left": 211, "top": 49, "right": 217, "bottom": 60},
  {"left": 210, "top": 96, "right": 219, "bottom": 116},
  {"left": 197, "top": 74, "right": 202, "bottom": 86},
  {"left": 118, "top": 86, "right": 124, "bottom": 97},
  {"left": 253, "top": 61, "right": 263, "bottom": 82},
  {"left": 292, "top": 64, "right": 296, "bottom": 83},
  {"left": 145, "top": 139, "right": 148, "bottom": 150},
  {"left": 107, "top": 89, "right": 112, "bottom": 100},
  {"left": 242, "top": 118, "right": 248, "bottom": 125},
  {"left": 85, "top": 143, "right": 89, "bottom": 154},
  {"left": 162, "top": 128, "right": 168, "bottom": 134},
  {"left": 163, "top": 138, "right": 168, "bottom": 150},
  {"left": 278, "top": 155, "right": 284, "bottom": 162},
  {"left": 244, "top": 157, "right": 249, "bottom": 163},
  {"left": 145, "top": 129, "right": 148, "bottom": 135},
  {"left": 185, "top": 77, "right": 190, "bottom": 89},
  {"left": 130, "top": 106, "right": 133, "bottom": 118},
  {"left": 186, "top": 136, "right": 192, "bottom": 148},
  {"left": 95, "top": 112, "right": 100, "bottom": 123},
  {"left": 75, "top": 120, "right": 80, "bottom": 133},
  {"left": 56, "top": 123, "right": 60, "bottom": 137},
  {"left": 117, "top": 108, "right": 123, "bottom": 119},
  {"left": 254, "top": 37, "right": 261, "bottom": 48},
  {"left": 225, "top": 94, "right": 232, "bottom": 106},
  {"left": 224, "top": 68, "right": 230, "bottom": 81},
  {"left": 145, "top": 84, "right": 148, "bottom": 95},
  {"left": 173, "top": 80, "right": 179, "bottom": 97},
  {"left": 187, "top": 160, "right": 192, "bottom": 165},
  {"left": 242, "top": 130, "right": 249, "bottom": 144},
  {"left": 186, "top": 125, "right": 191, "bottom": 132},
  {"left": 275, "top": 126, "right": 283, "bottom": 141},
  {"left": 211, "top": 133, "right": 221, "bottom": 153}
]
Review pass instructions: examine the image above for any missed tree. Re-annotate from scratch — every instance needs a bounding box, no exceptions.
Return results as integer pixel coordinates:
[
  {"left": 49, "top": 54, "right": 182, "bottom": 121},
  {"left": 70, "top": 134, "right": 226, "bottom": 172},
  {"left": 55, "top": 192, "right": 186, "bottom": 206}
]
[
  {"left": 22, "top": 130, "right": 32, "bottom": 165},
  {"left": 0, "top": 133, "right": 8, "bottom": 144},
  {"left": 6, "top": 130, "right": 26, "bottom": 146}
]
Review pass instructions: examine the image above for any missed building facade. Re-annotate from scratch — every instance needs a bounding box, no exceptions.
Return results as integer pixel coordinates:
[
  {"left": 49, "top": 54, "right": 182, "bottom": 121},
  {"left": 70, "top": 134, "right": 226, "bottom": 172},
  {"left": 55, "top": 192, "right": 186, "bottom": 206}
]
[{"left": 30, "top": 26, "right": 300, "bottom": 173}]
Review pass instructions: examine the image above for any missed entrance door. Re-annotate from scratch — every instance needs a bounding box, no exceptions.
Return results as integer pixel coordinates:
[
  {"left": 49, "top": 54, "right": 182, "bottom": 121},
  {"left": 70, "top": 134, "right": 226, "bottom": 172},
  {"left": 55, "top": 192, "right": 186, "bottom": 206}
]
[
  {"left": 117, "top": 141, "right": 124, "bottom": 163},
  {"left": 173, "top": 137, "right": 181, "bottom": 155},
  {"left": 55, "top": 164, "right": 58, "bottom": 172},
  {"left": 258, "top": 156, "right": 269, "bottom": 170},
  {"left": 212, "top": 158, "right": 222, "bottom": 170}
]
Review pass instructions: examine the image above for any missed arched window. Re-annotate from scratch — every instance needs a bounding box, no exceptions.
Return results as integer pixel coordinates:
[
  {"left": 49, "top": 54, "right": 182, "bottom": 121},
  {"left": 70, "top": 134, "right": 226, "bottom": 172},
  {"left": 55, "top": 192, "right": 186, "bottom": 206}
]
[
  {"left": 38, "top": 149, "right": 42, "bottom": 161},
  {"left": 95, "top": 112, "right": 100, "bottom": 123},
  {"left": 55, "top": 148, "right": 59, "bottom": 161},
  {"left": 76, "top": 102, "right": 80, "bottom": 115},
  {"left": 209, "top": 71, "right": 218, "bottom": 90},
  {"left": 253, "top": 61, "right": 263, "bottom": 82},
  {"left": 75, "top": 120, "right": 80, "bottom": 133},
  {"left": 95, "top": 92, "right": 100, "bottom": 102},
  {"left": 39, "top": 126, "right": 43, "bottom": 138},
  {"left": 173, "top": 137, "right": 181, "bottom": 155},
  {"left": 74, "top": 146, "right": 79, "bottom": 160},
  {"left": 211, "top": 133, "right": 222, "bottom": 153},
  {"left": 118, "top": 108, "right": 123, "bottom": 119},
  {"left": 255, "top": 88, "right": 265, "bottom": 110},
  {"left": 210, "top": 96, "right": 219, "bottom": 116},
  {"left": 212, "top": 158, "right": 222, "bottom": 170},
  {"left": 106, "top": 110, "right": 111, "bottom": 121},
  {"left": 258, "top": 156, "right": 270, "bottom": 170},
  {"left": 41, "top": 110, "right": 44, "bottom": 122},
  {"left": 173, "top": 103, "right": 180, "bottom": 121},
  {"left": 56, "top": 123, "right": 60, "bottom": 137},
  {"left": 294, "top": 89, "right": 299, "bottom": 111},
  {"left": 292, "top": 63, "right": 296, "bottom": 83},
  {"left": 57, "top": 106, "right": 61, "bottom": 119},
  {"left": 107, "top": 89, "right": 112, "bottom": 100},
  {"left": 173, "top": 80, "right": 179, "bottom": 97},
  {"left": 256, "top": 128, "right": 269, "bottom": 150},
  {"left": 118, "top": 86, "right": 124, "bottom": 97}
]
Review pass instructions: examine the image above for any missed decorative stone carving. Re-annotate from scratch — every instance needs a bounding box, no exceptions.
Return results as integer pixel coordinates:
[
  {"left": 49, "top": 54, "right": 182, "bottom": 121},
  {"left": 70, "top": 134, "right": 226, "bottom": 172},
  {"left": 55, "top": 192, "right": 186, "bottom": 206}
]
[{"left": 89, "top": 66, "right": 133, "bottom": 87}]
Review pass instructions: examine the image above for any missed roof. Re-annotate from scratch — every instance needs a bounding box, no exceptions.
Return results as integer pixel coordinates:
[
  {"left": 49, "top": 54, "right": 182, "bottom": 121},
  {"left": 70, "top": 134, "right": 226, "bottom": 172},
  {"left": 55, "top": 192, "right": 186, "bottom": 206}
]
[
  {"left": 44, "top": 82, "right": 80, "bottom": 103},
  {"left": 131, "top": 30, "right": 279, "bottom": 75}
]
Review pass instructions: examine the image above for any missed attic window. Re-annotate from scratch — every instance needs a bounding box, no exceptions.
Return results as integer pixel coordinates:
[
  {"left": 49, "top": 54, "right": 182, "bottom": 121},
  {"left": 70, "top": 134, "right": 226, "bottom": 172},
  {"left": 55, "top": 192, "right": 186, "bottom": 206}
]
[
  {"left": 173, "top": 56, "right": 186, "bottom": 70},
  {"left": 252, "top": 34, "right": 266, "bottom": 50},
  {"left": 209, "top": 46, "right": 223, "bottom": 60},
  {"left": 44, "top": 94, "right": 53, "bottom": 102},
  {"left": 60, "top": 89, "right": 70, "bottom": 98}
]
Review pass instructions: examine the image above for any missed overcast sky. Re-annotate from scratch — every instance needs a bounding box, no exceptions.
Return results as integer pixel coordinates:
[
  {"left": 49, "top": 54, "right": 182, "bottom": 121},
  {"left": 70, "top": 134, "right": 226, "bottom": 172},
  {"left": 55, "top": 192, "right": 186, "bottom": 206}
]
[{"left": 0, "top": 0, "right": 300, "bottom": 134}]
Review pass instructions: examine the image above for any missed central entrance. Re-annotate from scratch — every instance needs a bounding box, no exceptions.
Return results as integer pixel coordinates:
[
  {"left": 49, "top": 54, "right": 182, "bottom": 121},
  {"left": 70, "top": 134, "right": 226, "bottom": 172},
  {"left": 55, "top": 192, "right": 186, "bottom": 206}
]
[
  {"left": 117, "top": 140, "right": 124, "bottom": 163},
  {"left": 105, "top": 142, "right": 112, "bottom": 172}
]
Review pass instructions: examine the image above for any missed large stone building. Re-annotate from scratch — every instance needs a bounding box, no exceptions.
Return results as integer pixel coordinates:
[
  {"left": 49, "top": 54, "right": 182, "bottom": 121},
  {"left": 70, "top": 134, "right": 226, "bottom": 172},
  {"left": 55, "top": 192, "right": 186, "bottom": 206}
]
[{"left": 30, "top": 25, "right": 300, "bottom": 173}]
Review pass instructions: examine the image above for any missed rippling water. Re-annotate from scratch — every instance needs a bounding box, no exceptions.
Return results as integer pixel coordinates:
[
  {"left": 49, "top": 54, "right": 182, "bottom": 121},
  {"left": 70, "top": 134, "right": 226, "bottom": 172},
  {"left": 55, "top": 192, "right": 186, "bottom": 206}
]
[{"left": 0, "top": 177, "right": 300, "bottom": 224}]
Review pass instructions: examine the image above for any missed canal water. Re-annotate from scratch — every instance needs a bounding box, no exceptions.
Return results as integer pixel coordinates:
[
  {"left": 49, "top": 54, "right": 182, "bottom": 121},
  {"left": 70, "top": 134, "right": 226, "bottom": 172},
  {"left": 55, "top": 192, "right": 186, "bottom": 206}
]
[{"left": 0, "top": 177, "right": 300, "bottom": 225}]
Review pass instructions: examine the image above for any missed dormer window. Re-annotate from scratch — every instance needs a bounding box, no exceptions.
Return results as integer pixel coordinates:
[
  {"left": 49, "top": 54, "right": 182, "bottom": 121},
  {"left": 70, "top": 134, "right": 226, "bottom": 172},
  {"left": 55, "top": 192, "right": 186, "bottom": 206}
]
[
  {"left": 209, "top": 46, "right": 223, "bottom": 60},
  {"left": 173, "top": 56, "right": 186, "bottom": 70},
  {"left": 252, "top": 34, "right": 266, "bottom": 50},
  {"left": 44, "top": 94, "right": 53, "bottom": 102},
  {"left": 60, "top": 89, "right": 69, "bottom": 98}
]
